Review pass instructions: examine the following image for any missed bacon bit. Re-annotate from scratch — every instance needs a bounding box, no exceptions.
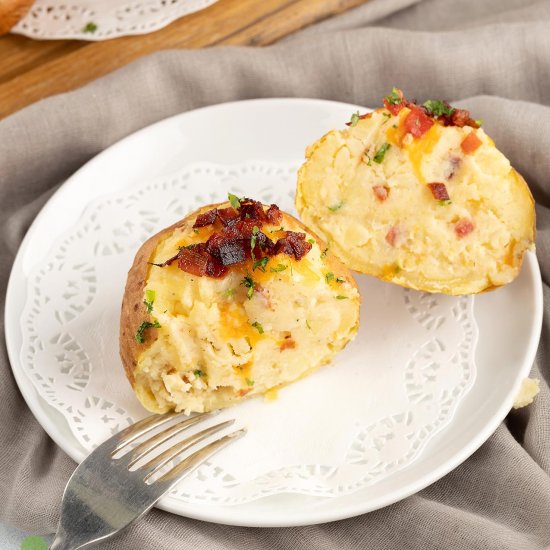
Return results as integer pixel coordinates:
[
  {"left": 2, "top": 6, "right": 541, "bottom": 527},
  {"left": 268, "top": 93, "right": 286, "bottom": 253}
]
[
  {"left": 446, "top": 155, "right": 462, "bottom": 180},
  {"left": 383, "top": 88, "right": 405, "bottom": 115},
  {"left": 404, "top": 106, "right": 434, "bottom": 138},
  {"left": 217, "top": 207, "right": 240, "bottom": 226},
  {"left": 460, "top": 132, "right": 482, "bottom": 154},
  {"left": 385, "top": 225, "right": 399, "bottom": 247},
  {"left": 193, "top": 208, "right": 218, "bottom": 228},
  {"left": 427, "top": 183, "right": 450, "bottom": 201},
  {"left": 266, "top": 204, "right": 283, "bottom": 225},
  {"left": 454, "top": 219, "right": 474, "bottom": 238},
  {"left": 280, "top": 338, "right": 296, "bottom": 351},
  {"left": 373, "top": 185, "right": 389, "bottom": 201},
  {"left": 156, "top": 199, "right": 310, "bottom": 278},
  {"left": 451, "top": 109, "right": 478, "bottom": 128}
]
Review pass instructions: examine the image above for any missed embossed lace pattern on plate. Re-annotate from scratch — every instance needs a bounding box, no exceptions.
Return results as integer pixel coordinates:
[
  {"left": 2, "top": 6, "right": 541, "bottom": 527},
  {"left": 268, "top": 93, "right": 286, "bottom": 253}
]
[
  {"left": 20, "top": 161, "right": 478, "bottom": 504},
  {"left": 13, "top": 0, "right": 218, "bottom": 40}
]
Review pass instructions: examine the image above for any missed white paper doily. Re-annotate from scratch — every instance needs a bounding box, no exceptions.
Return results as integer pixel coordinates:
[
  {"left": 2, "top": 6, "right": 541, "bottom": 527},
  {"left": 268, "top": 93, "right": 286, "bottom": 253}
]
[
  {"left": 19, "top": 159, "right": 478, "bottom": 505},
  {"left": 12, "top": 0, "right": 218, "bottom": 40}
]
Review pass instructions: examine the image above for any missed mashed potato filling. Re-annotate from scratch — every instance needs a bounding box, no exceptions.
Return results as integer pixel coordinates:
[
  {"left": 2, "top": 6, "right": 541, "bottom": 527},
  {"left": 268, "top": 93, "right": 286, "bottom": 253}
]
[
  {"left": 133, "top": 219, "right": 359, "bottom": 413},
  {"left": 296, "top": 107, "right": 535, "bottom": 295}
]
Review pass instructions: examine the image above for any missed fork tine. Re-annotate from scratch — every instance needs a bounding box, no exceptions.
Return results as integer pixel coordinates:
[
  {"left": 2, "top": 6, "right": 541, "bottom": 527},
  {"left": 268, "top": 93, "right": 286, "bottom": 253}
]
[
  {"left": 154, "top": 429, "right": 247, "bottom": 484},
  {"left": 126, "top": 411, "right": 218, "bottom": 467},
  {"left": 141, "top": 419, "right": 235, "bottom": 480},
  {"left": 112, "top": 411, "right": 215, "bottom": 455}
]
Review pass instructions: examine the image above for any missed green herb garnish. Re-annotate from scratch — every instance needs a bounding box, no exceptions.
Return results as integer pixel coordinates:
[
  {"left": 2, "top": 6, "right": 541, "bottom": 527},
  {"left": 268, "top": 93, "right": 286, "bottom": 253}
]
[
  {"left": 193, "top": 228, "right": 199, "bottom": 234},
  {"left": 336, "top": 295, "right": 348, "bottom": 300},
  {"left": 438, "top": 199, "right": 452, "bottom": 206},
  {"left": 253, "top": 256, "right": 269, "bottom": 272},
  {"left": 228, "top": 192, "right": 243, "bottom": 209},
  {"left": 194, "top": 370, "right": 205, "bottom": 377},
  {"left": 270, "top": 264, "right": 287, "bottom": 273},
  {"left": 321, "top": 247, "right": 329, "bottom": 259},
  {"left": 422, "top": 99, "right": 455, "bottom": 118},
  {"left": 224, "top": 288, "right": 235, "bottom": 298},
  {"left": 373, "top": 143, "right": 391, "bottom": 164},
  {"left": 308, "top": 238, "right": 315, "bottom": 244},
  {"left": 143, "top": 289, "right": 156, "bottom": 313},
  {"left": 241, "top": 273, "right": 255, "bottom": 299},
  {"left": 328, "top": 202, "right": 343, "bottom": 212},
  {"left": 475, "top": 119, "right": 483, "bottom": 126},
  {"left": 306, "top": 319, "right": 312, "bottom": 330},
  {"left": 250, "top": 226, "right": 260, "bottom": 261},
  {"left": 271, "top": 226, "right": 284, "bottom": 233},
  {"left": 245, "top": 378, "right": 255, "bottom": 386},
  {"left": 135, "top": 320, "right": 161, "bottom": 343},
  {"left": 385, "top": 87, "right": 402, "bottom": 105},
  {"left": 325, "top": 272, "right": 334, "bottom": 283},
  {"left": 336, "top": 276, "right": 345, "bottom": 283},
  {"left": 349, "top": 111, "right": 360, "bottom": 127},
  {"left": 251, "top": 321, "right": 264, "bottom": 334},
  {"left": 82, "top": 22, "right": 98, "bottom": 33}
]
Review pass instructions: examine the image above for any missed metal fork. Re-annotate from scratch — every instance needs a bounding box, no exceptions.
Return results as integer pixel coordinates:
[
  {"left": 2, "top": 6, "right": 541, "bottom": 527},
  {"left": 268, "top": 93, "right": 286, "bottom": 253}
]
[{"left": 49, "top": 411, "right": 245, "bottom": 550}]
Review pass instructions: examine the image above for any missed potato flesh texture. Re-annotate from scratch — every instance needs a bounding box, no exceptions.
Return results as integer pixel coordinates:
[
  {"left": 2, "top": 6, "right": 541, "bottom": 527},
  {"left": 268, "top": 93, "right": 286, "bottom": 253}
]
[
  {"left": 297, "top": 110, "right": 534, "bottom": 294},
  {"left": 133, "top": 222, "right": 359, "bottom": 413}
]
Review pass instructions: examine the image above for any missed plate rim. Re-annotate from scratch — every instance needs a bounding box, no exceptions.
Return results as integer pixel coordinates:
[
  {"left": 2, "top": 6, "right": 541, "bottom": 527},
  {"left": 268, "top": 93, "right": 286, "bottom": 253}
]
[{"left": 4, "top": 97, "right": 544, "bottom": 527}]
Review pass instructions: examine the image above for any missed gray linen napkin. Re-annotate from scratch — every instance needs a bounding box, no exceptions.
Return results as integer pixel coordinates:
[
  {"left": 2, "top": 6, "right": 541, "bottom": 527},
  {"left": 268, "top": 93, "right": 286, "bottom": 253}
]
[{"left": 1, "top": 0, "right": 550, "bottom": 548}]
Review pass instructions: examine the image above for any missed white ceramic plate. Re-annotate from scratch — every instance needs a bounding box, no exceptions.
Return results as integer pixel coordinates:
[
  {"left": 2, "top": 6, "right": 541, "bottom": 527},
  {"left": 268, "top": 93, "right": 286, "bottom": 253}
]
[{"left": 5, "top": 99, "right": 543, "bottom": 527}]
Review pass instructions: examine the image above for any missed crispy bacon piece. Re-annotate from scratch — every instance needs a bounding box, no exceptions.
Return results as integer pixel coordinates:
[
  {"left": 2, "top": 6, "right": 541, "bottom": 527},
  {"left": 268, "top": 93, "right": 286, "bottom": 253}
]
[
  {"left": 451, "top": 109, "right": 476, "bottom": 128},
  {"left": 156, "top": 198, "right": 311, "bottom": 278},
  {"left": 455, "top": 219, "right": 474, "bottom": 238},
  {"left": 460, "top": 132, "right": 482, "bottom": 154},
  {"left": 404, "top": 106, "right": 434, "bottom": 138},
  {"left": 373, "top": 185, "right": 389, "bottom": 202},
  {"left": 273, "top": 231, "right": 312, "bottom": 260},
  {"left": 217, "top": 207, "right": 240, "bottom": 226},
  {"left": 280, "top": 338, "right": 296, "bottom": 351},
  {"left": 427, "top": 183, "right": 450, "bottom": 201},
  {"left": 266, "top": 204, "right": 282, "bottom": 225},
  {"left": 193, "top": 208, "right": 218, "bottom": 228}
]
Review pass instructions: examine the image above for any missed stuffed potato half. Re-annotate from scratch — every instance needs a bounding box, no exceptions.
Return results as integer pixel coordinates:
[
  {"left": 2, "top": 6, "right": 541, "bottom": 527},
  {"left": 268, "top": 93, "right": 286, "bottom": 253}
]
[{"left": 120, "top": 199, "right": 360, "bottom": 414}]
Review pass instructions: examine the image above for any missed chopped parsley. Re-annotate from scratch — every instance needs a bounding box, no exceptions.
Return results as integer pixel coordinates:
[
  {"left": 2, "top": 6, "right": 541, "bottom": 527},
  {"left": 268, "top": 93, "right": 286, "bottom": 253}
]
[
  {"left": 245, "top": 378, "right": 255, "bottom": 386},
  {"left": 82, "top": 22, "right": 98, "bottom": 33},
  {"left": 328, "top": 201, "right": 344, "bottom": 212},
  {"left": 270, "top": 264, "right": 287, "bottom": 273},
  {"left": 306, "top": 319, "right": 312, "bottom": 330},
  {"left": 224, "top": 288, "right": 235, "bottom": 298},
  {"left": 349, "top": 111, "right": 361, "bottom": 127},
  {"left": 385, "top": 87, "right": 402, "bottom": 106},
  {"left": 271, "top": 226, "right": 285, "bottom": 233},
  {"left": 320, "top": 247, "right": 329, "bottom": 259},
  {"left": 241, "top": 273, "right": 255, "bottom": 299},
  {"left": 438, "top": 199, "right": 452, "bottom": 206},
  {"left": 336, "top": 295, "right": 348, "bottom": 300},
  {"left": 422, "top": 99, "right": 454, "bottom": 118},
  {"left": 250, "top": 226, "right": 260, "bottom": 260},
  {"left": 194, "top": 369, "right": 205, "bottom": 377},
  {"left": 193, "top": 228, "right": 200, "bottom": 234},
  {"left": 143, "top": 289, "right": 156, "bottom": 313},
  {"left": 325, "top": 272, "right": 335, "bottom": 283},
  {"left": 373, "top": 143, "right": 391, "bottom": 164},
  {"left": 308, "top": 238, "right": 315, "bottom": 244},
  {"left": 251, "top": 321, "right": 264, "bottom": 334},
  {"left": 135, "top": 320, "right": 161, "bottom": 343},
  {"left": 228, "top": 192, "right": 243, "bottom": 209},
  {"left": 364, "top": 153, "right": 372, "bottom": 166},
  {"left": 253, "top": 256, "right": 269, "bottom": 272},
  {"left": 475, "top": 119, "right": 483, "bottom": 126},
  {"left": 336, "top": 276, "right": 345, "bottom": 283},
  {"left": 382, "top": 112, "right": 392, "bottom": 119}
]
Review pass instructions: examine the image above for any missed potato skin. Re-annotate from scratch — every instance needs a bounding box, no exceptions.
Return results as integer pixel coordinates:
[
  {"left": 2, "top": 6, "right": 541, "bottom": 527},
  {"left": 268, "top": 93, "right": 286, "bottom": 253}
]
[{"left": 119, "top": 202, "right": 359, "bottom": 398}]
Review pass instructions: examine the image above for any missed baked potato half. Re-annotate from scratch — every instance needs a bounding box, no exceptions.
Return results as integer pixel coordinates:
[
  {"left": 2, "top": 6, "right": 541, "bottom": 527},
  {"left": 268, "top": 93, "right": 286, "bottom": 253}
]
[
  {"left": 296, "top": 89, "right": 535, "bottom": 295},
  {"left": 120, "top": 198, "right": 360, "bottom": 413}
]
